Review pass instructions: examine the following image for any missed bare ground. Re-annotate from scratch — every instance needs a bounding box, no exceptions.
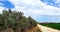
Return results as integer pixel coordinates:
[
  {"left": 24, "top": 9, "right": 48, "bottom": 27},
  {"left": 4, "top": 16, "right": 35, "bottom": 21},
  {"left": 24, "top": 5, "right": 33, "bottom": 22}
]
[{"left": 37, "top": 24, "right": 60, "bottom": 32}]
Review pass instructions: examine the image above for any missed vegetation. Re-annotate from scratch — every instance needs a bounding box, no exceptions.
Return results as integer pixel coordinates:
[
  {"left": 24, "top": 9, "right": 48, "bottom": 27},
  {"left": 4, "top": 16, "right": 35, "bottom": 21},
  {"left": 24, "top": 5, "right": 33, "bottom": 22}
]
[
  {"left": 0, "top": 9, "right": 40, "bottom": 32},
  {"left": 40, "top": 23, "right": 60, "bottom": 30},
  {"left": 32, "top": 26, "right": 42, "bottom": 32}
]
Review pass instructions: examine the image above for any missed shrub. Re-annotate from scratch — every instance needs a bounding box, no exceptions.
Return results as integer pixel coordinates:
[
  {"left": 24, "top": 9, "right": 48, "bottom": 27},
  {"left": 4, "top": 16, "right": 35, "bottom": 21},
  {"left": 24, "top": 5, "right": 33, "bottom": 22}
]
[{"left": 0, "top": 9, "right": 37, "bottom": 32}]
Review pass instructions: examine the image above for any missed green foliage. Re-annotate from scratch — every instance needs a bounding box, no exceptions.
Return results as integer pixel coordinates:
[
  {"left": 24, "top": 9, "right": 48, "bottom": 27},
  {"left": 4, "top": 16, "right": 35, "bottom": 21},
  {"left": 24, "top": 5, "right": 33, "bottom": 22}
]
[
  {"left": 40, "top": 23, "right": 60, "bottom": 30},
  {"left": 0, "top": 9, "right": 37, "bottom": 32},
  {"left": 28, "top": 16, "right": 37, "bottom": 28}
]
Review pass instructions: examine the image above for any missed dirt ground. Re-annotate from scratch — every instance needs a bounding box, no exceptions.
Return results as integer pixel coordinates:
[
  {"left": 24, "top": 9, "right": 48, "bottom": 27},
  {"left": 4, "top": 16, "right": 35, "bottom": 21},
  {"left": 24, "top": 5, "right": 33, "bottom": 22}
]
[{"left": 37, "top": 24, "right": 60, "bottom": 32}]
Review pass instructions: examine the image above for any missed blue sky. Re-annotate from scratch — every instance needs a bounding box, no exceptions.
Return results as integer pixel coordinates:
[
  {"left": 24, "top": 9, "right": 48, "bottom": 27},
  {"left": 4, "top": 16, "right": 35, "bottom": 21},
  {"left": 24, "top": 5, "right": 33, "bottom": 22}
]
[
  {"left": 0, "top": 1, "right": 14, "bottom": 9},
  {"left": 41, "top": 0, "right": 60, "bottom": 8},
  {"left": 0, "top": 0, "right": 60, "bottom": 23}
]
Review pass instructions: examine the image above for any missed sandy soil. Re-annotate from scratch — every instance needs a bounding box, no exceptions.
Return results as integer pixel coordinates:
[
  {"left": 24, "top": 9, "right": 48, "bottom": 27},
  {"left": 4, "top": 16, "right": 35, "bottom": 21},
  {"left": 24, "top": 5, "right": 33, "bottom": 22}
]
[{"left": 37, "top": 24, "right": 60, "bottom": 32}]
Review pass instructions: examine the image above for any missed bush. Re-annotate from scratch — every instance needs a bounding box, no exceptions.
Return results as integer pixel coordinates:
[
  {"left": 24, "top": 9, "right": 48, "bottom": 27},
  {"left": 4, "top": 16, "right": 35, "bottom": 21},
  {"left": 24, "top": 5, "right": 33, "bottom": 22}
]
[{"left": 0, "top": 9, "right": 37, "bottom": 32}]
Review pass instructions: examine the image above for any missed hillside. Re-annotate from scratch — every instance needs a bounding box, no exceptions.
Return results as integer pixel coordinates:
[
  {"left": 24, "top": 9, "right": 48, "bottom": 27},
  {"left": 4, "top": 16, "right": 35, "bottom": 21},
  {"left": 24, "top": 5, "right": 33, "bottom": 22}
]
[{"left": 0, "top": 9, "right": 40, "bottom": 32}]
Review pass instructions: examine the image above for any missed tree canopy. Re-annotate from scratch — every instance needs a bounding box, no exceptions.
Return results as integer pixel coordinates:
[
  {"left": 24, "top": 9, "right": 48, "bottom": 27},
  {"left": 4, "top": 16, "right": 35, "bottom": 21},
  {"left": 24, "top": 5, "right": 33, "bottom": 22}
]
[{"left": 0, "top": 9, "right": 37, "bottom": 32}]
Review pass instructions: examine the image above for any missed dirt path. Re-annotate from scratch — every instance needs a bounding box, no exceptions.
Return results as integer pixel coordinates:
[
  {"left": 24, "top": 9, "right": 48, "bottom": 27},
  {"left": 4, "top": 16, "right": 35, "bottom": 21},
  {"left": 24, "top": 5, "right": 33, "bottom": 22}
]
[{"left": 37, "top": 24, "right": 60, "bottom": 32}]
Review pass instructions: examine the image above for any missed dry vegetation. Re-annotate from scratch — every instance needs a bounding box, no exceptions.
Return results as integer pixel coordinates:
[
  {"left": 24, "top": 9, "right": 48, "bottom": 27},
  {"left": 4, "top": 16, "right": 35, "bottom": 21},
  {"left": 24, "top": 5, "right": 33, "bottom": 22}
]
[
  {"left": 32, "top": 26, "right": 42, "bottom": 32},
  {"left": 4, "top": 25, "right": 42, "bottom": 32},
  {"left": 0, "top": 9, "right": 42, "bottom": 32},
  {"left": 26, "top": 26, "right": 42, "bottom": 32}
]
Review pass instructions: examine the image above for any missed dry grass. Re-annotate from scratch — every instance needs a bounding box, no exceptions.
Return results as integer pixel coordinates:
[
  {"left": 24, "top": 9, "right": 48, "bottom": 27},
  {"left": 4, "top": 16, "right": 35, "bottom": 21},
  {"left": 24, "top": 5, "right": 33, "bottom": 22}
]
[
  {"left": 5, "top": 28, "right": 14, "bottom": 32},
  {"left": 26, "top": 26, "right": 42, "bottom": 32},
  {"left": 3, "top": 26, "right": 42, "bottom": 32},
  {"left": 32, "top": 26, "right": 42, "bottom": 32}
]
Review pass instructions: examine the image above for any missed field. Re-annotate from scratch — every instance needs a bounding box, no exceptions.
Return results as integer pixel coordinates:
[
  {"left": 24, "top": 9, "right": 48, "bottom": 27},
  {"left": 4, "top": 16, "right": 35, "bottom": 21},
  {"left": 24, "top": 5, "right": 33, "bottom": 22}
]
[{"left": 39, "top": 23, "right": 60, "bottom": 30}]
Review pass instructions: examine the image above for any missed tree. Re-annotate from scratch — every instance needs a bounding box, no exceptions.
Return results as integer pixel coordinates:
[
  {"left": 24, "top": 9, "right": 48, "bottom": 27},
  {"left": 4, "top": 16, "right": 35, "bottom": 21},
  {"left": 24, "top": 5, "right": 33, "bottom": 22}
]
[
  {"left": 28, "top": 16, "right": 37, "bottom": 28},
  {"left": 0, "top": 9, "right": 37, "bottom": 32}
]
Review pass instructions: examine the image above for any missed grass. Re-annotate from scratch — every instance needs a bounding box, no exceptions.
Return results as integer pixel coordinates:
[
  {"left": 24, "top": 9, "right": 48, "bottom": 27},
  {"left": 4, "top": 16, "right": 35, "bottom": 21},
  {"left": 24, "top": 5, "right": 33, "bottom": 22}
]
[
  {"left": 40, "top": 23, "right": 60, "bottom": 30},
  {"left": 32, "top": 26, "right": 42, "bottom": 32},
  {"left": 26, "top": 26, "right": 42, "bottom": 32}
]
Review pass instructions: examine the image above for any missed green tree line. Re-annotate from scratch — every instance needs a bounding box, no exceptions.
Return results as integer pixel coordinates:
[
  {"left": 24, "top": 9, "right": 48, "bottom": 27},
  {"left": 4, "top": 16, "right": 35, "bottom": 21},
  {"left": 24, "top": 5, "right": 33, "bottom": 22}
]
[{"left": 0, "top": 9, "right": 37, "bottom": 32}]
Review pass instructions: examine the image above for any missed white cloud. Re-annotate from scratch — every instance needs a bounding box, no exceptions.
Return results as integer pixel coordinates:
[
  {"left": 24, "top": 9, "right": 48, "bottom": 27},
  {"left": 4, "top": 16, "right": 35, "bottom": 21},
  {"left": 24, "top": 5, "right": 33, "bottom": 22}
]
[{"left": 9, "top": 0, "right": 60, "bottom": 19}]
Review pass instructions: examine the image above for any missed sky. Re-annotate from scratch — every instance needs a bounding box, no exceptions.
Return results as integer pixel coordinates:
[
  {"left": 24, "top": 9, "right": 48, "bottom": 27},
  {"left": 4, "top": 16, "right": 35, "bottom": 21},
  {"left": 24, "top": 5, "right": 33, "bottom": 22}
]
[{"left": 0, "top": 0, "right": 60, "bottom": 23}]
